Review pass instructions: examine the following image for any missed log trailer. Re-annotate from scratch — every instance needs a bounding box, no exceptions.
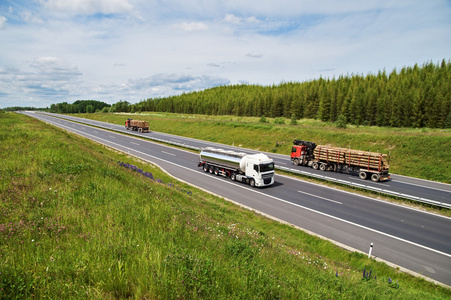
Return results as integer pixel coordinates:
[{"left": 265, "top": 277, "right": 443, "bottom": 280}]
[
  {"left": 291, "top": 140, "right": 390, "bottom": 182},
  {"left": 125, "top": 118, "right": 149, "bottom": 133},
  {"left": 198, "top": 147, "right": 275, "bottom": 187}
]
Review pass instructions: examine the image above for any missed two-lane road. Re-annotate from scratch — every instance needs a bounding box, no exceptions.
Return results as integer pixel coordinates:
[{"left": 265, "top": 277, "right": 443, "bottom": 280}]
[{"left": 23, "top": 111, "right": 451, "bottom": 286}]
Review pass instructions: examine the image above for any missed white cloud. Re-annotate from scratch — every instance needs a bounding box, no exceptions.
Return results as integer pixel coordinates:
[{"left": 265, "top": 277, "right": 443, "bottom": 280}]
[
  {"left": 19, "top": 10, "right": 44, "bottom": 24},
  {"left": 246, "top": 16, "right": 259, "bottom": 23},
  {"left": 178, "top": 22, "right": 208, "bottom": 32},
  {"left": 128, "top": 73, "right": 230, "bottom": 91},
  {"left": 0, "top": 57, "right": 82, "bottom": 106},
  {"left": 29, "top": 57, "right": 82, "bottom": 80},
  {"left": 246, "top": 52, "right": 263, "bottom": 58},
  {"left": 39, "top": 0, "right": 133, "bottom": 15},
  {"left": 0, "top": 16, "right": 6, "bottom": 29},
  {"left": 224, "top": 14, "right": 242, "bottom": 24},
  {"left": 207, "top": 63, "right": 221, "bottom": 68}
]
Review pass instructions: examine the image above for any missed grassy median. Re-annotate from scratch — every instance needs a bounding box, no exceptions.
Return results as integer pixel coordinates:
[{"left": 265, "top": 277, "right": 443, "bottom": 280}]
[{"left": 0, "top": 112, "right": 449, "bottom": 298}]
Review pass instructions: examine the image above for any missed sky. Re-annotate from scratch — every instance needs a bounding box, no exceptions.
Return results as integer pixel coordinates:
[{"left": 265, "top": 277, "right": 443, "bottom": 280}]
[{"left": 0, "top": 0, "right": 450, "bottom": 109}]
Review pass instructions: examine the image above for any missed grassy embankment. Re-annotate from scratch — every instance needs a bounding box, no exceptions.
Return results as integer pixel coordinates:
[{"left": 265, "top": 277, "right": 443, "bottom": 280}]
[
  {"left": 1, "top": 112, "right": 450, "bottom": 298},
  {"left": 76, "top": 112, "right": 451, "bottom": 183}
]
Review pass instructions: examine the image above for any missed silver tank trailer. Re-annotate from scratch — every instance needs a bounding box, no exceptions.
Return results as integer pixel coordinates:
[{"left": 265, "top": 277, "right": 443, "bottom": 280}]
[{"left": 200, "top": 147, "right": 248, "bottom": 171}]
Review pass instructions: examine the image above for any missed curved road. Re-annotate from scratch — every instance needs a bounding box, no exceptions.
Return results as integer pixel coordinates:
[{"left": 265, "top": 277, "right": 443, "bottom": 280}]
[{"left": 22, "top": 111, "right": 451, "bottom": 286}]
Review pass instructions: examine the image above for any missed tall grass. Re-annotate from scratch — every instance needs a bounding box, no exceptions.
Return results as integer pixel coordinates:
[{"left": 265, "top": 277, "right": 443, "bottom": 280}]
[
  {"left": 1, "top": 112, "right": 450, "bottom": 298},
  {"left": 73, "top": 112, "right": 451, "bottom": 183}
]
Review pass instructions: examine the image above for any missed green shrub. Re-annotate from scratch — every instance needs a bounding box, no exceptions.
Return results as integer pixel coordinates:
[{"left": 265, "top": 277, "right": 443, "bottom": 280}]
[
  {"left": 335, "top": 114, "right": 347, "bottom": 128},
  {"left": 290, "top": 114, "right": 297, "bottom": 125},
  {"left": 274, "top": 117, "right": 285, "bottom": 125}
]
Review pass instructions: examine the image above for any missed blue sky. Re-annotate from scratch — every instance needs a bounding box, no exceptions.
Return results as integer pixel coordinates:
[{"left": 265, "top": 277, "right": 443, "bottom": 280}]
[{"left": 0, "top": 0, "right": 450, "bottom": 108}]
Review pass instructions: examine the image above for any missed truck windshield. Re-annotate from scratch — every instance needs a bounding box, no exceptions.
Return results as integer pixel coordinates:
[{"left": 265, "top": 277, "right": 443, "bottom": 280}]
[{"left": 260, "top": 163, "right": 274, "bottom": 173}]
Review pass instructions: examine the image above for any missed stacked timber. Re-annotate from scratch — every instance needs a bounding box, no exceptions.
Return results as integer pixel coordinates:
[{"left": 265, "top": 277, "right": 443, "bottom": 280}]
[
  {"left": 314, "top": 145, "right": 389, "bottom": 171},
  {"left": 130, "top": 120, "right": 149, "bottom": 128}
]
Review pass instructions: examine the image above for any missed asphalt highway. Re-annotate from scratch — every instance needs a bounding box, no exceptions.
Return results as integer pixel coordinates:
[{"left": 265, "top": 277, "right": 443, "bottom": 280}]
[
  {"left": 35, "top": 112, "right": 451, "bottom": 208},
  {"left": 22, "top": 111, "right": 451, "bottom": 286}
]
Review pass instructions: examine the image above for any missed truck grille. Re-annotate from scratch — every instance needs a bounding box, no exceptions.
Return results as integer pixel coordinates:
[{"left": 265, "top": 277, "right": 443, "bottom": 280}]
[{"left": 262, "top": 173, "right": 274, "bottom": 184}]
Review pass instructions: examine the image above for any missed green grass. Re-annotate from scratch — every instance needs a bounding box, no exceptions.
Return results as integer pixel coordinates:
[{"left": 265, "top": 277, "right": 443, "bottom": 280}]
[
  {"left": 1, "top": 112, "right": 450, "bottom": 298},
  {"left": 73, "top": 112, "right": 451, "bottom": 183}
]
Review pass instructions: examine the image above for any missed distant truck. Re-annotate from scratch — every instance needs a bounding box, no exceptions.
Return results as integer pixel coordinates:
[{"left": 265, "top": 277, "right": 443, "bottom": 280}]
[
  {"left": 198, "top": 147, "right": 275, "bottom": 187},
  {"left": 125, "top": 118, "right": 149, "bottom": 133},
  {"left": 291, "top": 139, "right": 390, "bottom": 182}
]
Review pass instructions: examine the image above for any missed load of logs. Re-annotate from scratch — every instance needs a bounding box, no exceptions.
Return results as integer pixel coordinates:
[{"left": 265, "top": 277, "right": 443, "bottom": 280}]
[
  {"left": 313, "top": 145, "right": 389, "bottom": 171},
  {"left": 129, "top": 119, "right": 149, "bottom": 128}
]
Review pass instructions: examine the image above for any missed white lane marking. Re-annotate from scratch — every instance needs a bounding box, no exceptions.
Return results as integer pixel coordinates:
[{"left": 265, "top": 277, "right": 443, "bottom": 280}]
[
  {"left": 34, "top": 116, "right": 451, "bottom": 259},
  {"left": 278, "top": 173, "right": 451, "bottom": 220},
  {"left": 162, "top": 151, "right": 176, "bottom": 156},
  {"left": 131, "top": 142, "right": 140, "bottom": 145},
  {"left": 298, "top": 190, "right": 342, "bottom": 204},
  {"left": 393, "top": 180, "right": 451, "bottom": 193},
  {"left": 393, "top": 173, "right": 451, "bottom": 188}
]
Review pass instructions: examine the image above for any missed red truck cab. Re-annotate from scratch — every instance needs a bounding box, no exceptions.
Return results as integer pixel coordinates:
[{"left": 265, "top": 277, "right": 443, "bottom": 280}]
[
  {"left": 291, "top": 140, "right": 316, "bottom": 166},
  {"left": 291, "top": 145, "right": 306, "bottom": 166}
]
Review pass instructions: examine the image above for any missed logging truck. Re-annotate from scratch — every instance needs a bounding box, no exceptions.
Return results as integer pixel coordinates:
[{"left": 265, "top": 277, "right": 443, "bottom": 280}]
[
  {"left": 291, "top": 140, "right": 390, "bottom": 182},
  {"left": 125, "top": 118, "right": 149, "bottom": 133},
  {"left": 198, "top": 147, "right": 275, "bottom": 187}
]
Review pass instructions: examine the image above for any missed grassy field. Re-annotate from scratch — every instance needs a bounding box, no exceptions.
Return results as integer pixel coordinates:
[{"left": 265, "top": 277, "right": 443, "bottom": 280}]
[
  {"left": 1, "top": 112, "right": 450, "bottom": 299},
  {"left": 73, "top": 112, "right": 451, "bottom": 184}
]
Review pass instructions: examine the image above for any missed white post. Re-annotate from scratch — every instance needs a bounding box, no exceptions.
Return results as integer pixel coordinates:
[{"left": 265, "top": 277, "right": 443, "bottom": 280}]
[{"left": 368, "top": 242, "right": 373, "bottom": 258}]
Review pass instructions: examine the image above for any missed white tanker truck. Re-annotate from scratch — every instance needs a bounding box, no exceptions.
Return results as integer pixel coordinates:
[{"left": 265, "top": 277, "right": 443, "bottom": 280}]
[{"left": 198, "top": 147, "right": 275, "bottom": 187}]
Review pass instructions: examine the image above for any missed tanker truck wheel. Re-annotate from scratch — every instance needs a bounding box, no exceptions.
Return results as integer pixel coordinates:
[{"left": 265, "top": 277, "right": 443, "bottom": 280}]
[
  {"left": 214, "top": 168, "right": 219, "bottom": 176},
  {"left": 359, "top": 171, "right": 367, "bottom": 180},
  {"left": 209, "top": 166, "right": 214, "bottom": 174},
  {"left": 203, "top": 164, "right": 209, "bottom": 172},
  {"left": 249, "top": 179, "right": 255, "bottom": 187},
  {"left": 230, "top": 173, "right": 236, "bottom": 181}
]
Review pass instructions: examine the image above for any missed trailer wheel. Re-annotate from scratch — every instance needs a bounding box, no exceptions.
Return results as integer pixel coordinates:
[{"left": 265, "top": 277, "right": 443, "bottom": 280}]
[
  {"left": 359, "top": 171, "right": 367, "bottom": 180},
  {"left": 312, "top": 162, "right": 319, "bottom": 170},
  {"left": 203, "top": 164, "right": 209, "bottom": 172},
  {"left": 209, "top": 166, "right": 214, "bottom": 174},
  {"left": 214, "top": 168, "right": 219, "bottom": 176},
  {"left": 371, "top": 173, "right": 380, "bottom": 182},
  {"left": 249, "top": 179, "right": 255, "bottom": 187},
  {"left": 230, "top": 173, "right": 236, "bottom": 181},
  {"left": 319, "top": 163, "right": 327, "bottom": 171},
  {"left": 293, "top": 158, "right": 300, "bottom": 166}
]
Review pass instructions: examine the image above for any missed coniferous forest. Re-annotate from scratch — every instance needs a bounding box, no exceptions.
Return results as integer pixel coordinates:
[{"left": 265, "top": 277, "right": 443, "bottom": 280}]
[
  {"left": 132, "top": 59, "right": 450, "bottom": 128},
  {"left": 39, "top": 59, "right": 451, "bottom": 128}
]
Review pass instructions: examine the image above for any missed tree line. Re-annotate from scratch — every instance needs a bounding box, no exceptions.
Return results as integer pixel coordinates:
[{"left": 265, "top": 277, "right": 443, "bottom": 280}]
[
  {"left": 133, "top": 59, "right": 450, "bottom": 128},
  {"left": 49, "top": 100, "right": 111, "bottom": 114},
  {"left": 2, "top": 106, "right": 48, "bottom": 112},
  {"left": 21, "top": 59, "right": 450, "bottom": 129}
]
